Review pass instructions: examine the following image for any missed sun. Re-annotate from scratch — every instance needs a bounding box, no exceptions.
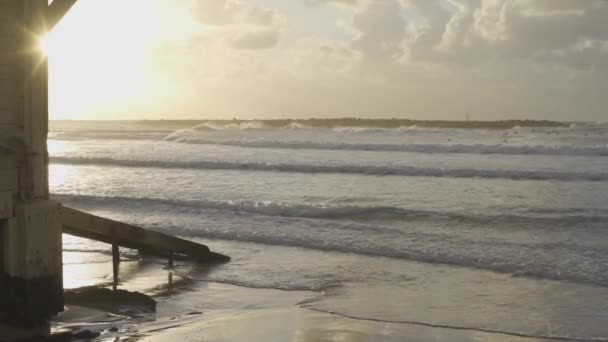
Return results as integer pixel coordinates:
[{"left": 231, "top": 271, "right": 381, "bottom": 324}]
[{"left": 40, "top": 35, "right": 51, "bottom": 56}]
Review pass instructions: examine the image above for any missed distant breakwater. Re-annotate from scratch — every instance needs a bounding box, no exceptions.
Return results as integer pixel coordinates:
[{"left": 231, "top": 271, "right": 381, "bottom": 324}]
[{"left": 50, "top": 118, "right": 570, "bottom": 130}]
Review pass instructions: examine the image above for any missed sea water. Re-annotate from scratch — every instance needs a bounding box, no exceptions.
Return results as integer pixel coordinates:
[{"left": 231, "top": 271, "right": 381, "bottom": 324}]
[{"left": 49, "top": 120, "right": 608, "bottom": 340}]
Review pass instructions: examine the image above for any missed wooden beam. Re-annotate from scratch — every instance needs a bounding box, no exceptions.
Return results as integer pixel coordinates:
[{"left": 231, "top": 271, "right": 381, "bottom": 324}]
[
  {"left": 46, "top": 0, "right": 78, "bottom": 30},
  {"left": 60, "top": 206, "right": 230, "bottom": 262},
  {"left": 112, "top": 244, "right": 119, "bottom": 290}
]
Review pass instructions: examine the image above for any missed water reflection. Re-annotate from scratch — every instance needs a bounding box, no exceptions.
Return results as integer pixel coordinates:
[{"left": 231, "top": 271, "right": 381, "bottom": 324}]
[
  {"left": 49, "top": 164, "right": 79, "bottom": 190},
  {"left": 62, "top": 250, "right": 142, "bottom": 289}
]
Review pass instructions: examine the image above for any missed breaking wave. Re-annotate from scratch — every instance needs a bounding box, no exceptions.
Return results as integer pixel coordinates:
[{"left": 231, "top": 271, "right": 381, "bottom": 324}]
[
  {"left": 168, "top": 138, "right": 608, "bottom": 156},
  {"left": 331, "top": 127, "right": 391, "bottom": 133},
  {"left": 284, "top": 122, "right": 309, "bottom": 129},
  {"left": 53, "top": 194, "right": 608, "bottom": 225},
  {"left": 56, "top": 193, "right": 608, "bottom": 287},
  {"left": 50, "top": 156, "right": 608, "bottom": 181},
  {"left": 163, "top": 121, "right": 272, "bottom": 136}
]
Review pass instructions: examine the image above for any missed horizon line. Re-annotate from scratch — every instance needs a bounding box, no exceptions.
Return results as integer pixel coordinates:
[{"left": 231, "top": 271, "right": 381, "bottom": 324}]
[{"left": 49, "top": 118, "right": 578, "bottom": 123}]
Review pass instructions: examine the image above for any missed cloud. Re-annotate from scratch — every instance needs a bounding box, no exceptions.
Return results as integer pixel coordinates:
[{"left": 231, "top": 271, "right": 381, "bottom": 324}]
[
  {"left": 401, "top": 0, "right": 608, "bottom": 68},
  {"left": 278, "top": 0, "right": 608, "bottom": 119},
  {"left": 228, "top": 28, "right": 281, "bottom": 50},
  {"left": 350, "top": 0, "right": 406, "bottom": 60},
  {"left": 538, "top": 39, "right": 608, "bottom": 70},
  {"left": 305, "top": 0, "right": 359, "bottom": 6},
  {"left": 243, "top": 6, "right": 279, "bottom": 26},
  {"left": 191, "top": 0, "right": 239, "bottom": 25},
  {"left": 140, "top": 0, "right": 608, "bottom": 121},
  {"left": 191, "top": 0, "right": 285, "bottom": 49}
]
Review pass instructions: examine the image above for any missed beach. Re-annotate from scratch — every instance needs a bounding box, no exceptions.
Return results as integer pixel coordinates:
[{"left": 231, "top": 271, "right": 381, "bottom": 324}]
[
  {"left": 59, "top": 240, "right": 608, "bottom": 341},
  {"left": 59, "top": 247, "right": 582, "bottom": 342},
  {"left": 49, "top": 120, "right": 608, "bottom": 341}
]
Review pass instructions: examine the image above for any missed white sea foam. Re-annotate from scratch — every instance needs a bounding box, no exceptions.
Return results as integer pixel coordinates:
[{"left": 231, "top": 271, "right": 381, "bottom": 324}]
[
  {"left": 331, "top": 126, "right": 391, "bottom": 133},
  {"left": 56, "top": 193, "right": 608, "bottom": 287},
  {"left": 284, "top": 122, "right": 308, "bottom": 129},
  {"left": 53, "top": 194, "right": 608, "bottom": 224},
  {"left": 170, "top": 138, "right": 608, "bottom": 156},
  {"left": 50, "top": 156, "right": 608, "bottom": 181}
]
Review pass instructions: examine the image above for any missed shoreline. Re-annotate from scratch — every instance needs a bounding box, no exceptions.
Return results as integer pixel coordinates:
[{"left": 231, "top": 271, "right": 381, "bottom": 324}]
[
  {"left": 53, "top": 252, "right": 581, "bottom": 342},
  {"left": 57, "top": 280, "right": 569, "bottom": 342}
]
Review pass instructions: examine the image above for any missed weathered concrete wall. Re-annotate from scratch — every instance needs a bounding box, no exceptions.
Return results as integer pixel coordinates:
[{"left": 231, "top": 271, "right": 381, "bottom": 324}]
[
  {"left": 0, "top": 0, "right": 64, "bottom": 336},
  {"left": 0, "top": 0, "right": 22, "bottom": 134}
]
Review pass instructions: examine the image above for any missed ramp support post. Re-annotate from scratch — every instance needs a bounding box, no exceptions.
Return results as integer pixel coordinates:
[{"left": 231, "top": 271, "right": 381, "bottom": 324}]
[{"left": 112, "top": 244, "right": 120, "bottom": 291}]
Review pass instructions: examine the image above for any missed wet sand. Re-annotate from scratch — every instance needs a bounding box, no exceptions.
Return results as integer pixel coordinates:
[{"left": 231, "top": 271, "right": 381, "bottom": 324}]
[
  {"left": 56, "top": 251, "right": 564, "bottom": 342},
  {"left": 137, "top": 289, "right": 564, "bottom": 342}
]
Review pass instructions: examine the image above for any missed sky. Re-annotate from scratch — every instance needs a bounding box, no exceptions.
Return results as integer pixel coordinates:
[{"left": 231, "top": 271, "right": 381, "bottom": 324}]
[{"left": 46, "top": 0, "right": 608, "bottom": 121}]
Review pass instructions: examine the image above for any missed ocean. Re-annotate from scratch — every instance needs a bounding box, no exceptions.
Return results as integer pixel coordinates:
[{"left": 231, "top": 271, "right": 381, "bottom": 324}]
[{"left": 49, "top": 120, "right": 608, "bottom": 341}]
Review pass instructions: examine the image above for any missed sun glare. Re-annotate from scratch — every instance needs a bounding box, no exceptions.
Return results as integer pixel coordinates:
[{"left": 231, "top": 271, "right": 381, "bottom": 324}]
[
  {"left": 40, "top": 35, "right": 50, "bottom": 56},
  {"left": 45, "top": 0, "right": 194, "bottom": 120}
]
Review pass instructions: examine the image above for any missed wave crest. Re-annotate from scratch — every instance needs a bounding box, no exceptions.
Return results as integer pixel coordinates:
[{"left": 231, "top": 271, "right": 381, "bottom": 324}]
[
  {"left": 55, "top": 194, "right": 608, "bottom": 287},
  {"left": 53, "top": 194, "right": 608, "bottom": 224},
  {"left": 171, "top": 138, "right": 608, "bottom": 156},
  {"left": 50, "top": 156, "right": 608, "bottom": 182}
]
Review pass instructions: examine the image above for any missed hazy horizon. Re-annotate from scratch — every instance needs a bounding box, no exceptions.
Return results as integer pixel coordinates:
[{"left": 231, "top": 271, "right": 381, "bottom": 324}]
[
  {"left": 47, "top": 117, "right": 581, "bottom": 123},
  {"left": 45, "top": 0, "right": 608, "bottom": 122}
]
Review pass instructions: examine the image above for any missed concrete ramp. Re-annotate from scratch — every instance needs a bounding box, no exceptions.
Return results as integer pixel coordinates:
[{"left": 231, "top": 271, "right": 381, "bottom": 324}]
[{"left": 60, "top": 206, "right": 229, "bottom": 262}]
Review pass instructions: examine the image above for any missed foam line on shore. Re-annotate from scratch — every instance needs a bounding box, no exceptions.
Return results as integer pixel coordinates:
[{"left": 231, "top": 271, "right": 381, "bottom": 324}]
[
  {"left": 172, "top": 273, "right": 330, "bottom": 293},
  {"left": 304, "top": 307, "right": 608, "bottom": 342}
]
